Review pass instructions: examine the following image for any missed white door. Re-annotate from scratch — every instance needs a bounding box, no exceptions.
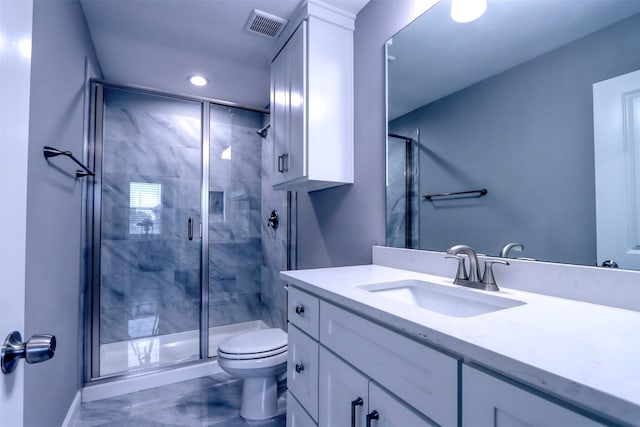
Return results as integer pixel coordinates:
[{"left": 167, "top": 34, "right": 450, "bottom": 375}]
[
  {"left": 594, "top": 69, "right": 640, "bottom": 269},
  {"left": 0, "top": 0, "right": 33, "bottom": 424}
]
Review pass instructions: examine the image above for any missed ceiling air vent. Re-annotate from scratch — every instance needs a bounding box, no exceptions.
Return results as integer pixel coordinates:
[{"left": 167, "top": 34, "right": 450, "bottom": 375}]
[{"left": 245, "top": 9, "right": 288, "bottom": 39}]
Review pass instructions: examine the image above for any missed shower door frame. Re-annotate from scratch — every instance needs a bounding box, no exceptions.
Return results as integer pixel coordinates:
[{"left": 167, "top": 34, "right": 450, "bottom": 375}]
[{"left": 84, "top": 81, "right": 269, "bottom": 383}]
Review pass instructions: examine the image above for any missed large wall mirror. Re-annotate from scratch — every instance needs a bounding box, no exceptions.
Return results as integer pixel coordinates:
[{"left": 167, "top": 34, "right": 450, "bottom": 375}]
[{"left": 386, "top": 0, "right": 640, "bottom": 270}]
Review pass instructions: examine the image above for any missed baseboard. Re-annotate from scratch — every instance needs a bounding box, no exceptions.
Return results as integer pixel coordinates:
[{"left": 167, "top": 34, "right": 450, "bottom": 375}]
[
  {"left": 61, "top": 391, "right": 82, "bottom": 427},
  {"left": 82, "top": 359, "right": 223, "bottom": 402}
]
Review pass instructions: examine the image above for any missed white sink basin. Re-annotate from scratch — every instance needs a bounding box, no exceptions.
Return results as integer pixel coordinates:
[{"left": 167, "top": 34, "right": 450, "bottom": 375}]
[{"left": 358, "top": 279, "right": 525, "bottom": 317}]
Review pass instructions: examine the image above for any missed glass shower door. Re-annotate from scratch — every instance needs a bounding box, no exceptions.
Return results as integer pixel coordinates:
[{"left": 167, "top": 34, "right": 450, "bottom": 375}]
[
  {"left": 207, "top": 104, "right": 267, "bottom": 355},
  {"left": 97, "top": 87, "right": 203, "bottom": 377}
]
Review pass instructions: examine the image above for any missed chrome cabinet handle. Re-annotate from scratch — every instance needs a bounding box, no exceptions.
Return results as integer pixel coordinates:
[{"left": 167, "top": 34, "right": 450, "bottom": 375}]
[
  {"left": 366, "top": 410, "right": 379, "bottom": 427},
  {"left": 295, "top": 363, "right": 304, "bottom": 373},
  {"left": 295, "top": 305, "right": 305, "bottom": 315},
  {"left": 277, "top": 155, "right": 284, "bottom": 173},
  {"left": 188, "top": 217, "right": 193, "bottom": 241},
  {"left": 351, "top": 397, "right": 364, "bottom": 427},
  {"left": 2, "top": 331, "right": 56, "bottom": 374},
  {"left": 282, "top": 153, "right": 289, "bottom": 172}
]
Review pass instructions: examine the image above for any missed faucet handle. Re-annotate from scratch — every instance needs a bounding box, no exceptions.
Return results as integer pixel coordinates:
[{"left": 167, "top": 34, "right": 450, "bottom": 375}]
[
  {"left": 482, "top": 258, "right": 509, "bottom": 291},
  {"left": 445, "top": 255, "right": 468, "bottom": 281}
]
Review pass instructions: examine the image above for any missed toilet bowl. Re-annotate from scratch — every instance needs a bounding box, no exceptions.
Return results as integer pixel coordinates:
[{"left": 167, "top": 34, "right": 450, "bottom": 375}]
[{"left": 217, "top": 328, "right": 287, "bottom": 420}]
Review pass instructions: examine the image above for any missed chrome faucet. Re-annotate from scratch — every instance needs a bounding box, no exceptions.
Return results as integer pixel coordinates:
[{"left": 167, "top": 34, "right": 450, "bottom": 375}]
[
  {"left": 500, "top": 242, "right": 524, "bottom": 258},
  {"left": 446, "top": 244, "right": 509, "bottom": 291},
  {"left": 446, "top": 244, "right": 481, "bottom": 283}
]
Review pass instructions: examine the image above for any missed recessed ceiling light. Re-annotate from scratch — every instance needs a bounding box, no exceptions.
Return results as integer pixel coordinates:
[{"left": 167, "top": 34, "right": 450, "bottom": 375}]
[
  {"left": 451, "top": 0, "right": 487, "bottom": 23},
  {"left": 189, "top": 75, "right": 208, "bottom": 86}
]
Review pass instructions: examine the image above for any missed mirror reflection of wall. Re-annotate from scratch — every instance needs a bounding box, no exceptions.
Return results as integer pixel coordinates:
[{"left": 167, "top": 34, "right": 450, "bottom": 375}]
[{"left": 386, "top": 0, "right": 640, "bottom": 269}]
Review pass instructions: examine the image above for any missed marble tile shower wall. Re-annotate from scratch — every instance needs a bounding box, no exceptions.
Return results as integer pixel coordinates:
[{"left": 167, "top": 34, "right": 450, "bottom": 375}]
[
  {"left": 208, "top": 106, "right": 265, "bottom": 328},
  {"left": 100, "top": 99, "right": 289, "bottom": 345},
  {"left": 100, "top": 105, "right": 202, "bottom": 344},
  {"left": 386, "top": 138, "right": 419, "bottom": 249},
  {"left": 260, "top": 120, "right": 291, "bottom": 331}
]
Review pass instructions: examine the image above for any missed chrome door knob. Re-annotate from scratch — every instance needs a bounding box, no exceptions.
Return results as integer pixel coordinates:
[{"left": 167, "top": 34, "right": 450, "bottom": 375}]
[{"left": 1, "top": 331, "right": 56, "bottom": 374}]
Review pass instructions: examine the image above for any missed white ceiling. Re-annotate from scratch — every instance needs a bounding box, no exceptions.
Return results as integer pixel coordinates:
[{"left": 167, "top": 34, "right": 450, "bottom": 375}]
[
  {"left": 80, "top": 0, "right": 370, "bottom": 109},
  {"left": 388, "top": 0, "right": 640, "bottom": 120}
]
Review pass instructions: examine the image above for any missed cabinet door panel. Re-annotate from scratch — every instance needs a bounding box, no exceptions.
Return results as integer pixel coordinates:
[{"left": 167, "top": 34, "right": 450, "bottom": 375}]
[
  {"left": 288, "top": 324, "right": 319, "bottom": 422},
  {"left": 320, "top": 301, "right": 459, "bottom": 427},
  {"left": 287, "top": 391, "right": 317, "bottom": 427},
  {"left": 319, "top": 347, "right": 369, "bottom": 427},
  {"left": 271, "top": 41, "right": 289, "bottom": 186},
  {"left": 368, "top": 382, "right": 437, "bottom": 427},
  {"left": 462, "top": 365, "right": 606, "bottom": 427},
  {"left": 287, "top": 20, "right": 306, "bottom": 181}
]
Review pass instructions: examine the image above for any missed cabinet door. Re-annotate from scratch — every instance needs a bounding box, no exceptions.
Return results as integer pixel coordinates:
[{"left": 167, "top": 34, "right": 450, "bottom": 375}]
[
  {"left": 368, "top": 382, "right": 437, "bottom": 427},
  {"left": 319, "top": 347, "right": 369, "bottom": 427},
  {"left": 320, "top": 301, "right": 458, "bottom": 426},
  {"left": 288, "top": 324, "right": 319, "bottom": 422},
  {"left": 287, "top": 391, "right": 317, "bottom": 427},
  {"left": 462, "top": 365, "right": 606, "bottom": 427},
  {"left": 271, "top": 37, "right": 289, "bottom": 186},
  {"left": 286, "top": 20, "right": 306, "bottom": 182}
]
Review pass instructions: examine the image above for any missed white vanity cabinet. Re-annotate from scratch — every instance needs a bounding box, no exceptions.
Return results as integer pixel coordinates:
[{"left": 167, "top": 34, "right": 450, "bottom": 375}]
[
  {"left": 320, "top": 347, "right": 436, "bottom": 427},
  {"left": 462, "top": 365, "right": 607, "bottom": 427},
  {"left": 287, "top": 390, "right": 316, "bottom": 427},
  {"left": 270, "top": 15, "right": 354, "bottom": 192},
  {"left": 286, "top": 286, "right": 458, "bottom": 426}
]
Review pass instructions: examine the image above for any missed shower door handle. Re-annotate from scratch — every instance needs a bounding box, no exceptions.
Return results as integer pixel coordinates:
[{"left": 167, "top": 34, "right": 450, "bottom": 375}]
[{"left": 188, "top": 218, "right": 193, "bottom": 241}]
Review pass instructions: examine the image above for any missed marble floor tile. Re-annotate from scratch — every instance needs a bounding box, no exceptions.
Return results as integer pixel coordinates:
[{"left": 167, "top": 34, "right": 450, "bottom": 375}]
[{"left": 74, "top": 373, "right": 286, "bottom": 427}]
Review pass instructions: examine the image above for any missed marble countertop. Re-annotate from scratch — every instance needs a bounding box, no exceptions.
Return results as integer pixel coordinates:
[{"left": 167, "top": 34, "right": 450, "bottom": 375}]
[{"left": 281, "top": 264, "right": 640, "bottom": 426}]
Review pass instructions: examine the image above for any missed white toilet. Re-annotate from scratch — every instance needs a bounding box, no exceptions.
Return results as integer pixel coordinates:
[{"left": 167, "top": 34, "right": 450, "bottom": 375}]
[{"left": 217, "top": 328, "right": 288, "bottom": 420}]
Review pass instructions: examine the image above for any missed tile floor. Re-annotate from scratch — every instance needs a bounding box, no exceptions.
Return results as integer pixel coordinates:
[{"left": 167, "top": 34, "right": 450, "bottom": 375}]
[{"left": 74, "top": 373, "right": 287, "bottom": 427}]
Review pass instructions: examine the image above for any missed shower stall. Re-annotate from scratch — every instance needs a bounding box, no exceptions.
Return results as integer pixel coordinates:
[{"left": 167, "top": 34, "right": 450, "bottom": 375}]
[
  {"left": 386, "top": 133, "right": 420, "bottom": 249},
  {"left": 85, "top": 83, "right": 293, "bottom": 380}
]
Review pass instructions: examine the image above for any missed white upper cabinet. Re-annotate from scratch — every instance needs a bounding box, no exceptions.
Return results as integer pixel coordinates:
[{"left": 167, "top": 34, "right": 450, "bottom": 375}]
[{"left": 270, "top": 8, "right": 354, "bottom": 192}]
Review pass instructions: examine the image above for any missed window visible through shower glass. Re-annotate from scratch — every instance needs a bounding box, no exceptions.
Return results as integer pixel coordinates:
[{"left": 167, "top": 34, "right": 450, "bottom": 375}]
[{"left": 99, "top": 87, "right": 202, "bottom": 376}]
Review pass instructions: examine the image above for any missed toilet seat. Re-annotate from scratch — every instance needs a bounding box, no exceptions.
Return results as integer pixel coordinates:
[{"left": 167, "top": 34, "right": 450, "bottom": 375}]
[{"left": 218, "top": 328, "right": 287, "bottom": 360}]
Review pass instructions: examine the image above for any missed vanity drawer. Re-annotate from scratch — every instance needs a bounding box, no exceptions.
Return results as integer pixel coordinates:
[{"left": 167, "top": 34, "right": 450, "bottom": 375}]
[
  {"left": 288, "top": 324, "right": 319, "bottom": 422},
  {"left": 320, "top": 301, "right": 459, "bottom": 427},
  {"left": 288, "top": 286, "right": 320, "bottom": 339}
]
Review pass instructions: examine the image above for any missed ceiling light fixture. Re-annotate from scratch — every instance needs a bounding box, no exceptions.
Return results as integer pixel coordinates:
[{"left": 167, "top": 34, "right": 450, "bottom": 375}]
[
  {"left": 450, "top": 0, "right": 487, "bottom": 23},
  {"left": 189, "top": 75, "right": 208, "bottom": 87}
]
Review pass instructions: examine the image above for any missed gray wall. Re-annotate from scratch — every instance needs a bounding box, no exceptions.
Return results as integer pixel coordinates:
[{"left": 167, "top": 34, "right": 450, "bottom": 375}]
[
  {"left": 390, "top": 13, "right": 640, "bottom": 266},
  {"left": 24, "top": 0, "right": 100, "bottom": 425},
  {"left": 296, "top": 0, "right": 429, "bottom": 269}
]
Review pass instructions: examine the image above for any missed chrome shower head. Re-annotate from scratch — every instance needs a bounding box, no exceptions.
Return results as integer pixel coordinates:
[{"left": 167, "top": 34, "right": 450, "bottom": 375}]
[{"left": 257, "top": 123, "right": 270, "bottom": 138}]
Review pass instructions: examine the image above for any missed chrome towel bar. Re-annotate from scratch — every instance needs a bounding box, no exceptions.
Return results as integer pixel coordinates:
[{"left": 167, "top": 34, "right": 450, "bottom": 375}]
[
  {"left": 43, "top": 146, "right": 95, "bottom": 178},
  {"left": 423, "top": 188, "right": 487, "bottom": 201}
]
